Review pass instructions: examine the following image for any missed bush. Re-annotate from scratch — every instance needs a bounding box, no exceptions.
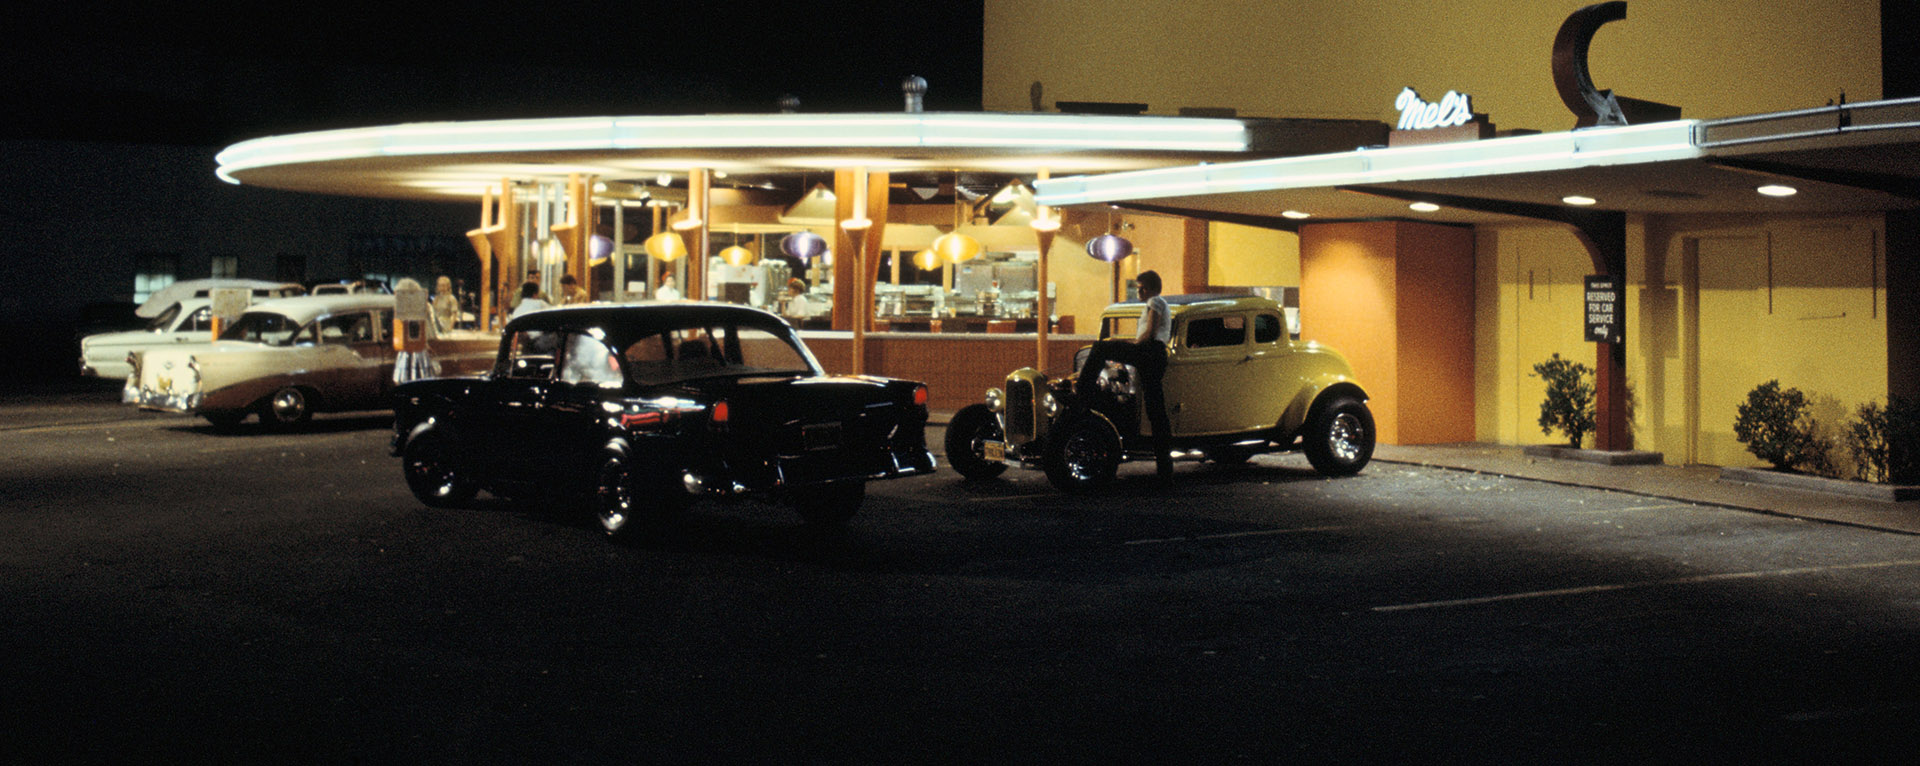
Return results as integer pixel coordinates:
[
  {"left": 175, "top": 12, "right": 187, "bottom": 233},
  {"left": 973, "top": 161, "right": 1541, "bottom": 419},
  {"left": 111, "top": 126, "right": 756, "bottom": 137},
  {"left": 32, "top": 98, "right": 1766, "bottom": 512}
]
[
  {"left": 1532, "top": 354, "right": 1595, "bottom": 448},
  {"left": 1734, "top": 380, "right": 1832, "bottom": 473},
  {"left": 1846, "top": 396, "right": 1920, "bottom": 484}
]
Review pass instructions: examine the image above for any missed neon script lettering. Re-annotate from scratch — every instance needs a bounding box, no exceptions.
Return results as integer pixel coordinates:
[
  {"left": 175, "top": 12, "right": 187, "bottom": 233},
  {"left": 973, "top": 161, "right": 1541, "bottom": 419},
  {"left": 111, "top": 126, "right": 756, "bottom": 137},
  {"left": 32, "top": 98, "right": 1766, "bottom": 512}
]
[{"left": 1395, "top": 87, "right": 1475, "bottom": 130}]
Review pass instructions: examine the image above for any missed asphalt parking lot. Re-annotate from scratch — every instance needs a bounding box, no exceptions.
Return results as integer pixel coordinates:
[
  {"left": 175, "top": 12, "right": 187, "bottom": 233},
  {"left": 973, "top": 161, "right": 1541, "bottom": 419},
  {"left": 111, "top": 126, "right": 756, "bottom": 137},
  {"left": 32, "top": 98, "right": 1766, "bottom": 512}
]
[{"left": 6, "top": 383, "right": 1920, "bottom": 763}]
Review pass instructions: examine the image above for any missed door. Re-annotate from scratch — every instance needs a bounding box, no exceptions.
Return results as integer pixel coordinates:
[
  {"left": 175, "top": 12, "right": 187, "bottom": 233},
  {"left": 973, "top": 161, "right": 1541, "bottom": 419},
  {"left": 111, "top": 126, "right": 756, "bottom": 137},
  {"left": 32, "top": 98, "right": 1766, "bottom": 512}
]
[
  {"left": 1163, "top": 312, "right": 1252, "bottom": 436},
  {"left": 1239, "top": 311, "right": 1297, "bottom": 430}
]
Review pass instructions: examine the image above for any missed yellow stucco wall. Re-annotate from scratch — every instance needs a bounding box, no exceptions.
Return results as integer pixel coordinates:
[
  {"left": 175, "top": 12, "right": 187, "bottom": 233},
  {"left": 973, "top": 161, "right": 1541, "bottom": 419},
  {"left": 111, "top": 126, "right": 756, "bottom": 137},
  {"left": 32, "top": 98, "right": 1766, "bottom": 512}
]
[
  {"left": 1476, "top": 215, "right": 1887, "bottom": 466},
  {"left": 985, "top": 0, "right": 1880, "bottom": 130},
  {"left": 1208, "top": 222, "right": 1300, "bottom": 286}
]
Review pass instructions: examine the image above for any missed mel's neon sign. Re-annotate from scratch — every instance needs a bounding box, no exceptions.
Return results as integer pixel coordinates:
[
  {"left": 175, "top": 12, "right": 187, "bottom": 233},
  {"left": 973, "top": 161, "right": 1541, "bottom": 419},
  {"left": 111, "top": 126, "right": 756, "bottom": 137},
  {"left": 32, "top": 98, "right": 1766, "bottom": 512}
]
[{"left": 1394, "top": 87, "right": 1475, "bottom": 130}]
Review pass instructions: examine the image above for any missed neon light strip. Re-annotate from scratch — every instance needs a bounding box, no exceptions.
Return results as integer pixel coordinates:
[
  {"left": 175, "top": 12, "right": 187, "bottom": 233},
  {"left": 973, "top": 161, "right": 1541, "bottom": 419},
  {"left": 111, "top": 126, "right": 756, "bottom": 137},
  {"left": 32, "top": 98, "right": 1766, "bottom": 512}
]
[
  {"left": 215, "top": 113, "right": 1250, "bottom": 184},
  {"left": 1033, "top": 121, "right": 1704, "bottom": 206}
]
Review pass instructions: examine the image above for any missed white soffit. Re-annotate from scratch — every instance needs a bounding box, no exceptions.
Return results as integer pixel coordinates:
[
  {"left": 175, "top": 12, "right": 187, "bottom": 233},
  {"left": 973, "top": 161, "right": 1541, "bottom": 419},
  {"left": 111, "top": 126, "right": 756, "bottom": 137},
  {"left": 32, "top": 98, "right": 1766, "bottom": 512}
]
[{"left": 1033, "top": 121, "right": 1703, "bottom": 207}]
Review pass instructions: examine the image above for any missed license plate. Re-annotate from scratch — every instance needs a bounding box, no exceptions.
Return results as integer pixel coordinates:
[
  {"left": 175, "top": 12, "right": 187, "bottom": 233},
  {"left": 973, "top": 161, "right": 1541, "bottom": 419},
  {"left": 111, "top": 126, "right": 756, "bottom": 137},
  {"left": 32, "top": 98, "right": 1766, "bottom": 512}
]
[
  {"left": 803, "top": 422, "right": 842, "bottom": 451},
  {"left": 982, "top": 440, "right": 1005, "bottom": 462}
]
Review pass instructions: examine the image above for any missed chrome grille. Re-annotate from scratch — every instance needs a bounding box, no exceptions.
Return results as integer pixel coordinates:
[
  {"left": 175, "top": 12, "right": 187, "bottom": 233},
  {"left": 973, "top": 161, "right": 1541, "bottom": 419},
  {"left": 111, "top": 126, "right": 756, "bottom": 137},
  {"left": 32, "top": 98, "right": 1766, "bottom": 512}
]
[{"left": 1005, "top": 377, "right": 1034, "bottom": 445}]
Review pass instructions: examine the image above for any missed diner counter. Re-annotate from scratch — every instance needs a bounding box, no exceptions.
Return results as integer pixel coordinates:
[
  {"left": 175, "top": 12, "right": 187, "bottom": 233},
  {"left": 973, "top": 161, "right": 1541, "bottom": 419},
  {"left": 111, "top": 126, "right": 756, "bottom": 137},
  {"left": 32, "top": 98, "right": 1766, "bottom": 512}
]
[{"left": 797, "top": 329, "right": 1097, "bottom": 412}]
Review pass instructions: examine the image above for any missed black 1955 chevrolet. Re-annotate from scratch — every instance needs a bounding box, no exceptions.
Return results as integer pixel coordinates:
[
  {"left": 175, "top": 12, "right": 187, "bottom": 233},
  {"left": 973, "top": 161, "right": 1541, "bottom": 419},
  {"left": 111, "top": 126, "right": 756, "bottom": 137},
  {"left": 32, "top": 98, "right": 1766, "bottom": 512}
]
[{"left": 391, "top": 303, "right": 936, "bottom": 538}]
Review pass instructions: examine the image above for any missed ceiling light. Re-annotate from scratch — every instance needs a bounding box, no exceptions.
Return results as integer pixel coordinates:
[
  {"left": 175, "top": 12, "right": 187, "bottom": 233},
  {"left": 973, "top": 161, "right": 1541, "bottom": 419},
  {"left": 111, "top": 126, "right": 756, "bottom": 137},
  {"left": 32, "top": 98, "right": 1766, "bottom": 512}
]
[
  {"left": 1281, "top": 210, "right": 1312, "bottom": 219},
  {"left": 1561, "top": 195, "right": 1597, "bottom": 206},
  {"left": 1408, "top": 202, "right": 1441, "bottom": 212},
  {"left": 1757, "top": 184, "right": 1798, "bottom": 197}
]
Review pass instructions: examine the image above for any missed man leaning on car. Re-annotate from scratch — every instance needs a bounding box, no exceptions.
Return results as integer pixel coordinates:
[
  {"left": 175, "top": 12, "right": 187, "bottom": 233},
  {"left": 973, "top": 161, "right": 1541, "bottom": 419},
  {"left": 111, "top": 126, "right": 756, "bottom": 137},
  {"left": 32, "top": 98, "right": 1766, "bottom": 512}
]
[{"left": 1074, "top": 269, "right": 1173, "bottom": 482}]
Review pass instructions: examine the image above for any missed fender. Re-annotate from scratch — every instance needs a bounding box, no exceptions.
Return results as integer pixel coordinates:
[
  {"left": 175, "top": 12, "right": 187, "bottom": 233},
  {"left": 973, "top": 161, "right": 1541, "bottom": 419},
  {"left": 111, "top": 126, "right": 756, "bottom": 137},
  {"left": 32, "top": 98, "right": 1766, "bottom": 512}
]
[{"left": 1279, "top": 378, "right": 1369, "bottom": 441}]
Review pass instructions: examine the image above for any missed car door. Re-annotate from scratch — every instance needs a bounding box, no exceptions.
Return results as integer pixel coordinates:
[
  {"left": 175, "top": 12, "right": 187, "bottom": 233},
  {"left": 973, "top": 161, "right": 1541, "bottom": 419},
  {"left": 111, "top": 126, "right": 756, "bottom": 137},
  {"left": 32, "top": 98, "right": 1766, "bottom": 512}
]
[
  {"left": 459, "top": 327, "right": 559, "bottom": 482},
  {"left": 1240, "top": 310, "right": 1297, "bottom": 429},
  {"left": 313, "top": 310, "right": 390, "bottom": 409},
  {"left": 1162, "top": 311, "right": 1253, "bottom": 436},
  {"left": 541, "top": 331, "right": 628, "bottom": 485}
]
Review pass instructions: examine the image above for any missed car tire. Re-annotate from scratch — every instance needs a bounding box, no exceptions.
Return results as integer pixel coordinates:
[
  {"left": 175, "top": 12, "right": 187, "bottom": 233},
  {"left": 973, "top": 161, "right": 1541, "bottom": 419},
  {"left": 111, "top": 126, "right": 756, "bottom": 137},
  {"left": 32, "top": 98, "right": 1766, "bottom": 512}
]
[
  {"left": 260, "top": 386, "right": 313, "bottom": 427},
  {"left": 595, "top": 449, "right": 684, "bottom": 539},
  {"left": 1043, "top": 414, "right": 1121, "bottom": 493},
  {"left": 402, "top": 429, "right": 478, "bottom": 508},
  {"left": 791, "top": 480, "right": 865, "bottom": 527},
  {"left": 203, "top": 411, "right": 248, "bottom": 430},
  {"left": 1303, "top": 395, "right": 1375, "bottom": 477},
  {"left": 944, "top": 403, "right": 1009, "bottom": 480}
]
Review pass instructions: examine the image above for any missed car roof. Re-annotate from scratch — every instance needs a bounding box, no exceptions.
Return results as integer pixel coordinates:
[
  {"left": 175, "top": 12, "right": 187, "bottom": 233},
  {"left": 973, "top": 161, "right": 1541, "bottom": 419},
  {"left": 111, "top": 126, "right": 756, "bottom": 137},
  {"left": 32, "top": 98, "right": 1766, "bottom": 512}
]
[
  {"left": 1099, "top": 293, "right": 1282, "bottom": 319},
  {"left": 136, "top": 279, "right": 305, "bottom": 318},
  {"left": 504, "top": 302, "right": 793, "bottom": 342},
  {"left": 242, "top": 294, "right": 396, "bottom": 324}
]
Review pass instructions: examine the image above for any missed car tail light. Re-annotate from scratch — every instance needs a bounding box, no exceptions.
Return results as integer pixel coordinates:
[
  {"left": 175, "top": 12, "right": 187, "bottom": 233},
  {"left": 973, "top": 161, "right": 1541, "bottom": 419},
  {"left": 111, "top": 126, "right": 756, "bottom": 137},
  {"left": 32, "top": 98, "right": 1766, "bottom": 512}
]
[
  {"left": 711, "top": 400, "right": 730, "bottom": 426},
  {"left": 621, "top": 411, "right": 666, "bottom": 429},
  {"left": 912, "top": 384, "right": 929, "bottom": 407}
]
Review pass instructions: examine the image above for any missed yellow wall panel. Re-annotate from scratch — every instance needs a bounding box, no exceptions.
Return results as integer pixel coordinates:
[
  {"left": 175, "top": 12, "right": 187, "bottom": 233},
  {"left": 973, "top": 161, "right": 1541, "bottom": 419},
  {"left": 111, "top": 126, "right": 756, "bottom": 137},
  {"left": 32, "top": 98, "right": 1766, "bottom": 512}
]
[
  {"left": 986, "top": 0, "right": 1879, "bottom": 130},
  {"left": 1208, "top": 222, "right": 1300, "bottom": 286}
]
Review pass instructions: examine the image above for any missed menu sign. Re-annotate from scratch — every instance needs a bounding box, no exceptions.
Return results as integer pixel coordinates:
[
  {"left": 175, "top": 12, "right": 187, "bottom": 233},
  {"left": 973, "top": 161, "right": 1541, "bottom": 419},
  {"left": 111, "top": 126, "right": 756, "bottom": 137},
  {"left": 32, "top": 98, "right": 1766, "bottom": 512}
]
[{"left": 1585, "top": 274, "right": 1622, "bottom": 343}]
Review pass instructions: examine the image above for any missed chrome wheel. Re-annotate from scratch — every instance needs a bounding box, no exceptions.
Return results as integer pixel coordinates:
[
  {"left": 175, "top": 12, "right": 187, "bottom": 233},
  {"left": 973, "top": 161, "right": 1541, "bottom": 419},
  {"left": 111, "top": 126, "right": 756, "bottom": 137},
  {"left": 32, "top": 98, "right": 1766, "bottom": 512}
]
[
  {"left": 1304, "top": 396, "right": 1374, "bottom": 477},
  {"left": 403, "top": 431, "right": 476, "bottom": 508},
  {"left": 596, "top": 454, "right": 636, "bottom": 536},
  {"left": 1043, "top": 415, "right": 1120, "bottom": 493},
  {"left": 262, "top": 386, "right": 312, "bottom": 426}
]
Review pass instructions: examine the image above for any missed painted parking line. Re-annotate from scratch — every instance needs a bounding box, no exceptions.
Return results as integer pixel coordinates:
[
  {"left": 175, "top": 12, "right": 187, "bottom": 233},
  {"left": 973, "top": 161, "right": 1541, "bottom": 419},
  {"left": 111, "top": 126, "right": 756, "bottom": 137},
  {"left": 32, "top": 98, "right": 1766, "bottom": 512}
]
[
  {"left": 1125, "top": 524, "right": 1354, "bottom": 546},
  {"left": 1372, "top": 558, "right": 1920, "bottom": 613}
]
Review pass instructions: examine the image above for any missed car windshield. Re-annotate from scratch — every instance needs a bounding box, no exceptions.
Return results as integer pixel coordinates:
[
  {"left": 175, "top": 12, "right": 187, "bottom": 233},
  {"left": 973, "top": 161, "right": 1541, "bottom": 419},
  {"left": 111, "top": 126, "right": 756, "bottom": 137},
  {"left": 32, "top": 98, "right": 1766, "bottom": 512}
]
[
  {"left": 617, "top": 323, "right": 814, "bottom": 386},
  {"left": 220, "top": 311, "right": 304, "bottom": 346},
  {"left": 145, "top": 303, "right": 182, "bottom": 331}
]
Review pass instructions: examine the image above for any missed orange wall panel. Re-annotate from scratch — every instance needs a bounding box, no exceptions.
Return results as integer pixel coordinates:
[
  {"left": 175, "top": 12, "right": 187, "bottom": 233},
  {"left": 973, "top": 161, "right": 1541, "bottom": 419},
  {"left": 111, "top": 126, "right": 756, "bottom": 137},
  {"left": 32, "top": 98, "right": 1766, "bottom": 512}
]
[{"left": 1301, "top": 222, "right": 1402, "bottom": 441}]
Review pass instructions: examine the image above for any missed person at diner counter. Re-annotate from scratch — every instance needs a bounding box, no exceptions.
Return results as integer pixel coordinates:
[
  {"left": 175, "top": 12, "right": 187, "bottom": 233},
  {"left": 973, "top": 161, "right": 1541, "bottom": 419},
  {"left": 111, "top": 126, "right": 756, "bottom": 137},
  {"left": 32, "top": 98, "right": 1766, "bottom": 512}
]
[
  {"left": 1073, "top": 269, "right": 1173, "bottom": 483},
  {"left": 781, "top": 278, "right": 814, "bottom": 321},
  {"left": 431, "top": 276, "right": 461, "bottom": 334},
  {"left": 655, "top": 274, "right": 682, "bottom": 302},
  {"left": 558, "top": 274, "right": 589, "bottom": 305},
  {"left": 511, "top": 282, "right": 552, "bottom": 320},
  {"left": 508, "top": 270, "right": 546, "bottom": 312}
]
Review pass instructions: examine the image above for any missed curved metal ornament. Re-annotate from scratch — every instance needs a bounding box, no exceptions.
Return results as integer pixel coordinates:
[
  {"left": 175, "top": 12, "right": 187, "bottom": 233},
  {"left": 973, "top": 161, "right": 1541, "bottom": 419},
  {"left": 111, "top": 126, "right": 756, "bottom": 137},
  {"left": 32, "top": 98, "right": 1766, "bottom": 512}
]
[{"left": 1552, "top": 1, "right": 1630, "bottom": 128}]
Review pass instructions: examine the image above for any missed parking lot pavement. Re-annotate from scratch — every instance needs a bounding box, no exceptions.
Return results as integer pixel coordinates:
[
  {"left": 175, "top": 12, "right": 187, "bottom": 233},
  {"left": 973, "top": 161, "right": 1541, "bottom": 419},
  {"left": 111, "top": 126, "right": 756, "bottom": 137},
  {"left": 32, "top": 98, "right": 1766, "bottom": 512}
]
[{"left": 926, "top": 412, "right": 1920, "bottom": 537}]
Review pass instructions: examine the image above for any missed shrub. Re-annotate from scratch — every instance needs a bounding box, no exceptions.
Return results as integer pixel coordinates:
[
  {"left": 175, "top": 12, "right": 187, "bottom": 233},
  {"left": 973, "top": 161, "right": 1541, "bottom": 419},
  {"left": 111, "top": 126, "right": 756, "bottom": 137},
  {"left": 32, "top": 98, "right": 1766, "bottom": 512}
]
[
  {"left": 1532, "top": 354, "right": 1595, "bottom": 448},
  {"left": 1846, "top": 396, "right": 1920, "bottom": 484},
  {"left": 1734, "top": 380, "right": 1832, "bottom": 472}
]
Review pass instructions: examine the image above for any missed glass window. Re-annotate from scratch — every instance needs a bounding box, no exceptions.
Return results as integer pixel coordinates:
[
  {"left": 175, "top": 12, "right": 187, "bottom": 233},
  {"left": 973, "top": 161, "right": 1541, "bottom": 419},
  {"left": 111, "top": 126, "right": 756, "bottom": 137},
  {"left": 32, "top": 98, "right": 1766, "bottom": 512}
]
[
  {"left": 317, "top": 313, "right": 375, "bottom": 344},
  {"left": 134, "top": 254, "right": 179, "bottom": 304},
  {"left": 210, "top": 254, "right": 239, "bottom": 279},
  {"left": 222, "top": 312, "right": 303, "bottom": 346},
  {"left": 1253, "top": 313, "right": 1283, "bottom": 344},
  {"left": 182, "top": 307, "right": 215, "bottom": 333},
  {"left": 503, "top": 330, "right": 559, "bottom": 379},
  {"left": 561, "top": 333, "right": 624, "bottom": 387},
  {"left": 1185, "top": 315, "right": 1246, "bottom": 348}
]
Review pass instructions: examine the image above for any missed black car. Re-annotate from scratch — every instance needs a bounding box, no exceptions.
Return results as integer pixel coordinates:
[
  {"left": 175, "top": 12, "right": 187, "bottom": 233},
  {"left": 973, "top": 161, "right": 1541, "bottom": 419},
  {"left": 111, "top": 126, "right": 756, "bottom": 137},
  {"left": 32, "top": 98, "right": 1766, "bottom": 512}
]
[{"left": 391, "top": 303, "right": 936, "bottom": 537}]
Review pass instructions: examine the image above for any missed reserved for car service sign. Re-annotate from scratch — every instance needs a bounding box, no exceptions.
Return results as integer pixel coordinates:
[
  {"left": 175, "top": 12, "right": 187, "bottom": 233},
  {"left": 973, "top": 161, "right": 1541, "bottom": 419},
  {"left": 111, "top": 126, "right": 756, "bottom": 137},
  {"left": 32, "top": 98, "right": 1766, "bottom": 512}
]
[{"left": 1585, "top": 274, "right": 1622, "bottom": 343}]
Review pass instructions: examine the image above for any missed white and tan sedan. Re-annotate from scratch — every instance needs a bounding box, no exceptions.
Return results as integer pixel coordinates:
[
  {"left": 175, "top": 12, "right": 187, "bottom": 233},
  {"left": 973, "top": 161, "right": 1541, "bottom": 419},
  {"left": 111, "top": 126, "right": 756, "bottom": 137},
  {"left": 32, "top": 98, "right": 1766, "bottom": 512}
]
[
  {"left": 80, "top": 298, "right": 218, "bottom": 379},
  {"left": 129, "top": 294, "right": 497, "bottom": 428}
]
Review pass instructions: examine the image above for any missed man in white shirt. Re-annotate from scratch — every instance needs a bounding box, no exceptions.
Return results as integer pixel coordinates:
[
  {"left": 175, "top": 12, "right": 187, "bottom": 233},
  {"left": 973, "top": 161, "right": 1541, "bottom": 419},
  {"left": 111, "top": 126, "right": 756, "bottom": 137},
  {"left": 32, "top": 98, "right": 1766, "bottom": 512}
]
[
  {"left": 1073, "top": 270, "right": 1173, "bottom": 482},
  {"left": 510, "top": 282, "right": 552, "bottom": 320},
  {"left": 654, "top": 275, "right": 682, "bottom": 302}
]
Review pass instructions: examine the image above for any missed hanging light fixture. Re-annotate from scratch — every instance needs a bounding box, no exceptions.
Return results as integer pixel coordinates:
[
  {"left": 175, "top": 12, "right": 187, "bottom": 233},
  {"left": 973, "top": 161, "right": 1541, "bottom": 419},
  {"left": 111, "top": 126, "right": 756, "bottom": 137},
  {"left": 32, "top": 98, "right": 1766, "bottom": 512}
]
[
  {"left": 589, "top": 234, "right": 615, "bottom": 265},
  {"left": 780, "top": 230, "right": 827, "bottom": 260},
  {"left": 719, "top": 244, "right": 758, "bottom": 266},
  {"left": 1086, "top": 207, "right": 1133, "bottom": 263},
  {"left": 644, "top": 231, "right": 688, "bottom": 262},
  {"left": 780, "top": 183, "right": 839, "bottom": 225},
  {"left": 911, "top": 248, "right": 940, "bottom": 271},
  {"left": 1086, "top": 233, "right": 1133, "bottom": 263},
  {"left": 935, "top": 169, "right": 982, "bottom": 263}
]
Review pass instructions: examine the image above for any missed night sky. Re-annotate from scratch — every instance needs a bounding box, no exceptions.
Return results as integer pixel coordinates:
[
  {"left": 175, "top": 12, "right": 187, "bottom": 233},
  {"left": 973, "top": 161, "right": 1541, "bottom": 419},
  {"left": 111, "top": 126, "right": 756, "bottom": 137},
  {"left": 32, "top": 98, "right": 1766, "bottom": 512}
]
[{"left": 7, "top": 1, "right": 985, "bottom": 145}]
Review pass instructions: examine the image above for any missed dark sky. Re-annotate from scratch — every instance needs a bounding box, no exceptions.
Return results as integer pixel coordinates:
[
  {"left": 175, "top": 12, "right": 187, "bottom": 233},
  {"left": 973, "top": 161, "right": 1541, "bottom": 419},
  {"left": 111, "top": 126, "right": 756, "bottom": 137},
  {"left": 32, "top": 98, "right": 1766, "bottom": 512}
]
[{"left": 8, "top": 2, "right": 984, "bottom": 145}]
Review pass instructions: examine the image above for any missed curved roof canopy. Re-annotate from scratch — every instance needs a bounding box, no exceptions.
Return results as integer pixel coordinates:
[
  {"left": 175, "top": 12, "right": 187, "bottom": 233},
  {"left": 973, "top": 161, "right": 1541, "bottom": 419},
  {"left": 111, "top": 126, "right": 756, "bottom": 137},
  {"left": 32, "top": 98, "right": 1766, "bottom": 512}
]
[{"left": 215, "top": 112, "right": 1264, "bottom": 201}]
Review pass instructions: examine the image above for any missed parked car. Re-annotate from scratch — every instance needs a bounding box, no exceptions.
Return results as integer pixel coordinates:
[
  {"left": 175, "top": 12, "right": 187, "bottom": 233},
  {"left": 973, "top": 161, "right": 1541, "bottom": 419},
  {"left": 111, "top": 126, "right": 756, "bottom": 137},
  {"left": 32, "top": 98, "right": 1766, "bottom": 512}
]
[
  {"left": 134, "top": 279, "right": 305, "bottom": 319},
  {"left": 389, "top": 302, "right": 936, "bottom": 537},
  {"left": 128, "top": 294, "right": 496, "bottom": 428},
  {"left": 946, "top": 294, "right": 1375, "bottom": 492},
  {"left": 79, "top": 298, "right": 217, "bottom": 379}
]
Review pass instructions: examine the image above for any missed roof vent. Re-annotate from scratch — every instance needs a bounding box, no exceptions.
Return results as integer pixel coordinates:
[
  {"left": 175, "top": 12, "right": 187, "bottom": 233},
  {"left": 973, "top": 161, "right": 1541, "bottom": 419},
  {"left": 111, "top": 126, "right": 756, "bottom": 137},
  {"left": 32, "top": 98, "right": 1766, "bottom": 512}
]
[{"left": 903, "top": 76, "right": 928, "bottom": 113}]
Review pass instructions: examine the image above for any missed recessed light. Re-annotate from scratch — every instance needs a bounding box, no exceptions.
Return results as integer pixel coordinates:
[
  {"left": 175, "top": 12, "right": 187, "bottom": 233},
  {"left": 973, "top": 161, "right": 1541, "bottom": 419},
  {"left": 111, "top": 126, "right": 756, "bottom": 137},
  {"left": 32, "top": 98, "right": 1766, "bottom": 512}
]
[
  {"left": 1282, "top": 210, "right": 1312, "bottom": 219},
  {"left": 1757, "top": 184, "right": 1798, "bottom": 197},
  {"left": 1562, "top": 195, "right": 1598, "bottom": 206},
  {"left": 1408, "top": 202, "right": 1441, "bottom": 212}
]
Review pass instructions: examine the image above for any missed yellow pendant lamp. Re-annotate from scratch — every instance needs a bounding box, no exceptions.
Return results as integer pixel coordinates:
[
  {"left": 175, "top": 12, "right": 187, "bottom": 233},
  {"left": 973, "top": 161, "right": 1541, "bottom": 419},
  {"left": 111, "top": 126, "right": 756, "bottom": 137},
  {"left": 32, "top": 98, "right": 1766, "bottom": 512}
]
[
  {"left": 911, "top": 248, "right": 941, "bottom": 271},
  {"left": 644, "top": 231, "right": 688, "bottom": 262},
  {"left": 719, "top": 244, "right": 758, "bottom": 266}
]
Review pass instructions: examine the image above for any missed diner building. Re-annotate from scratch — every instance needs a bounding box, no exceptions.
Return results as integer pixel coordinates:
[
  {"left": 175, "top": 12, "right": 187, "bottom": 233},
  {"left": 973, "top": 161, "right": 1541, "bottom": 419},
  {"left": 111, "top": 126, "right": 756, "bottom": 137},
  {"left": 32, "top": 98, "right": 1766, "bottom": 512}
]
[{"left": 209, "top": 0, "right": 1915, "bottom": 472}]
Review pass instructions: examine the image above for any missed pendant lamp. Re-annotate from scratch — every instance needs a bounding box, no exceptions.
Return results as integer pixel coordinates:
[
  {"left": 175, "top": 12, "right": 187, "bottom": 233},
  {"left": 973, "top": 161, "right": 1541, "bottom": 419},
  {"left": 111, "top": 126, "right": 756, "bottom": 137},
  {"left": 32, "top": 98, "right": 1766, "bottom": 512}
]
[{"left": 645, "top": 231, "right": 688, "bottom": 262}]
